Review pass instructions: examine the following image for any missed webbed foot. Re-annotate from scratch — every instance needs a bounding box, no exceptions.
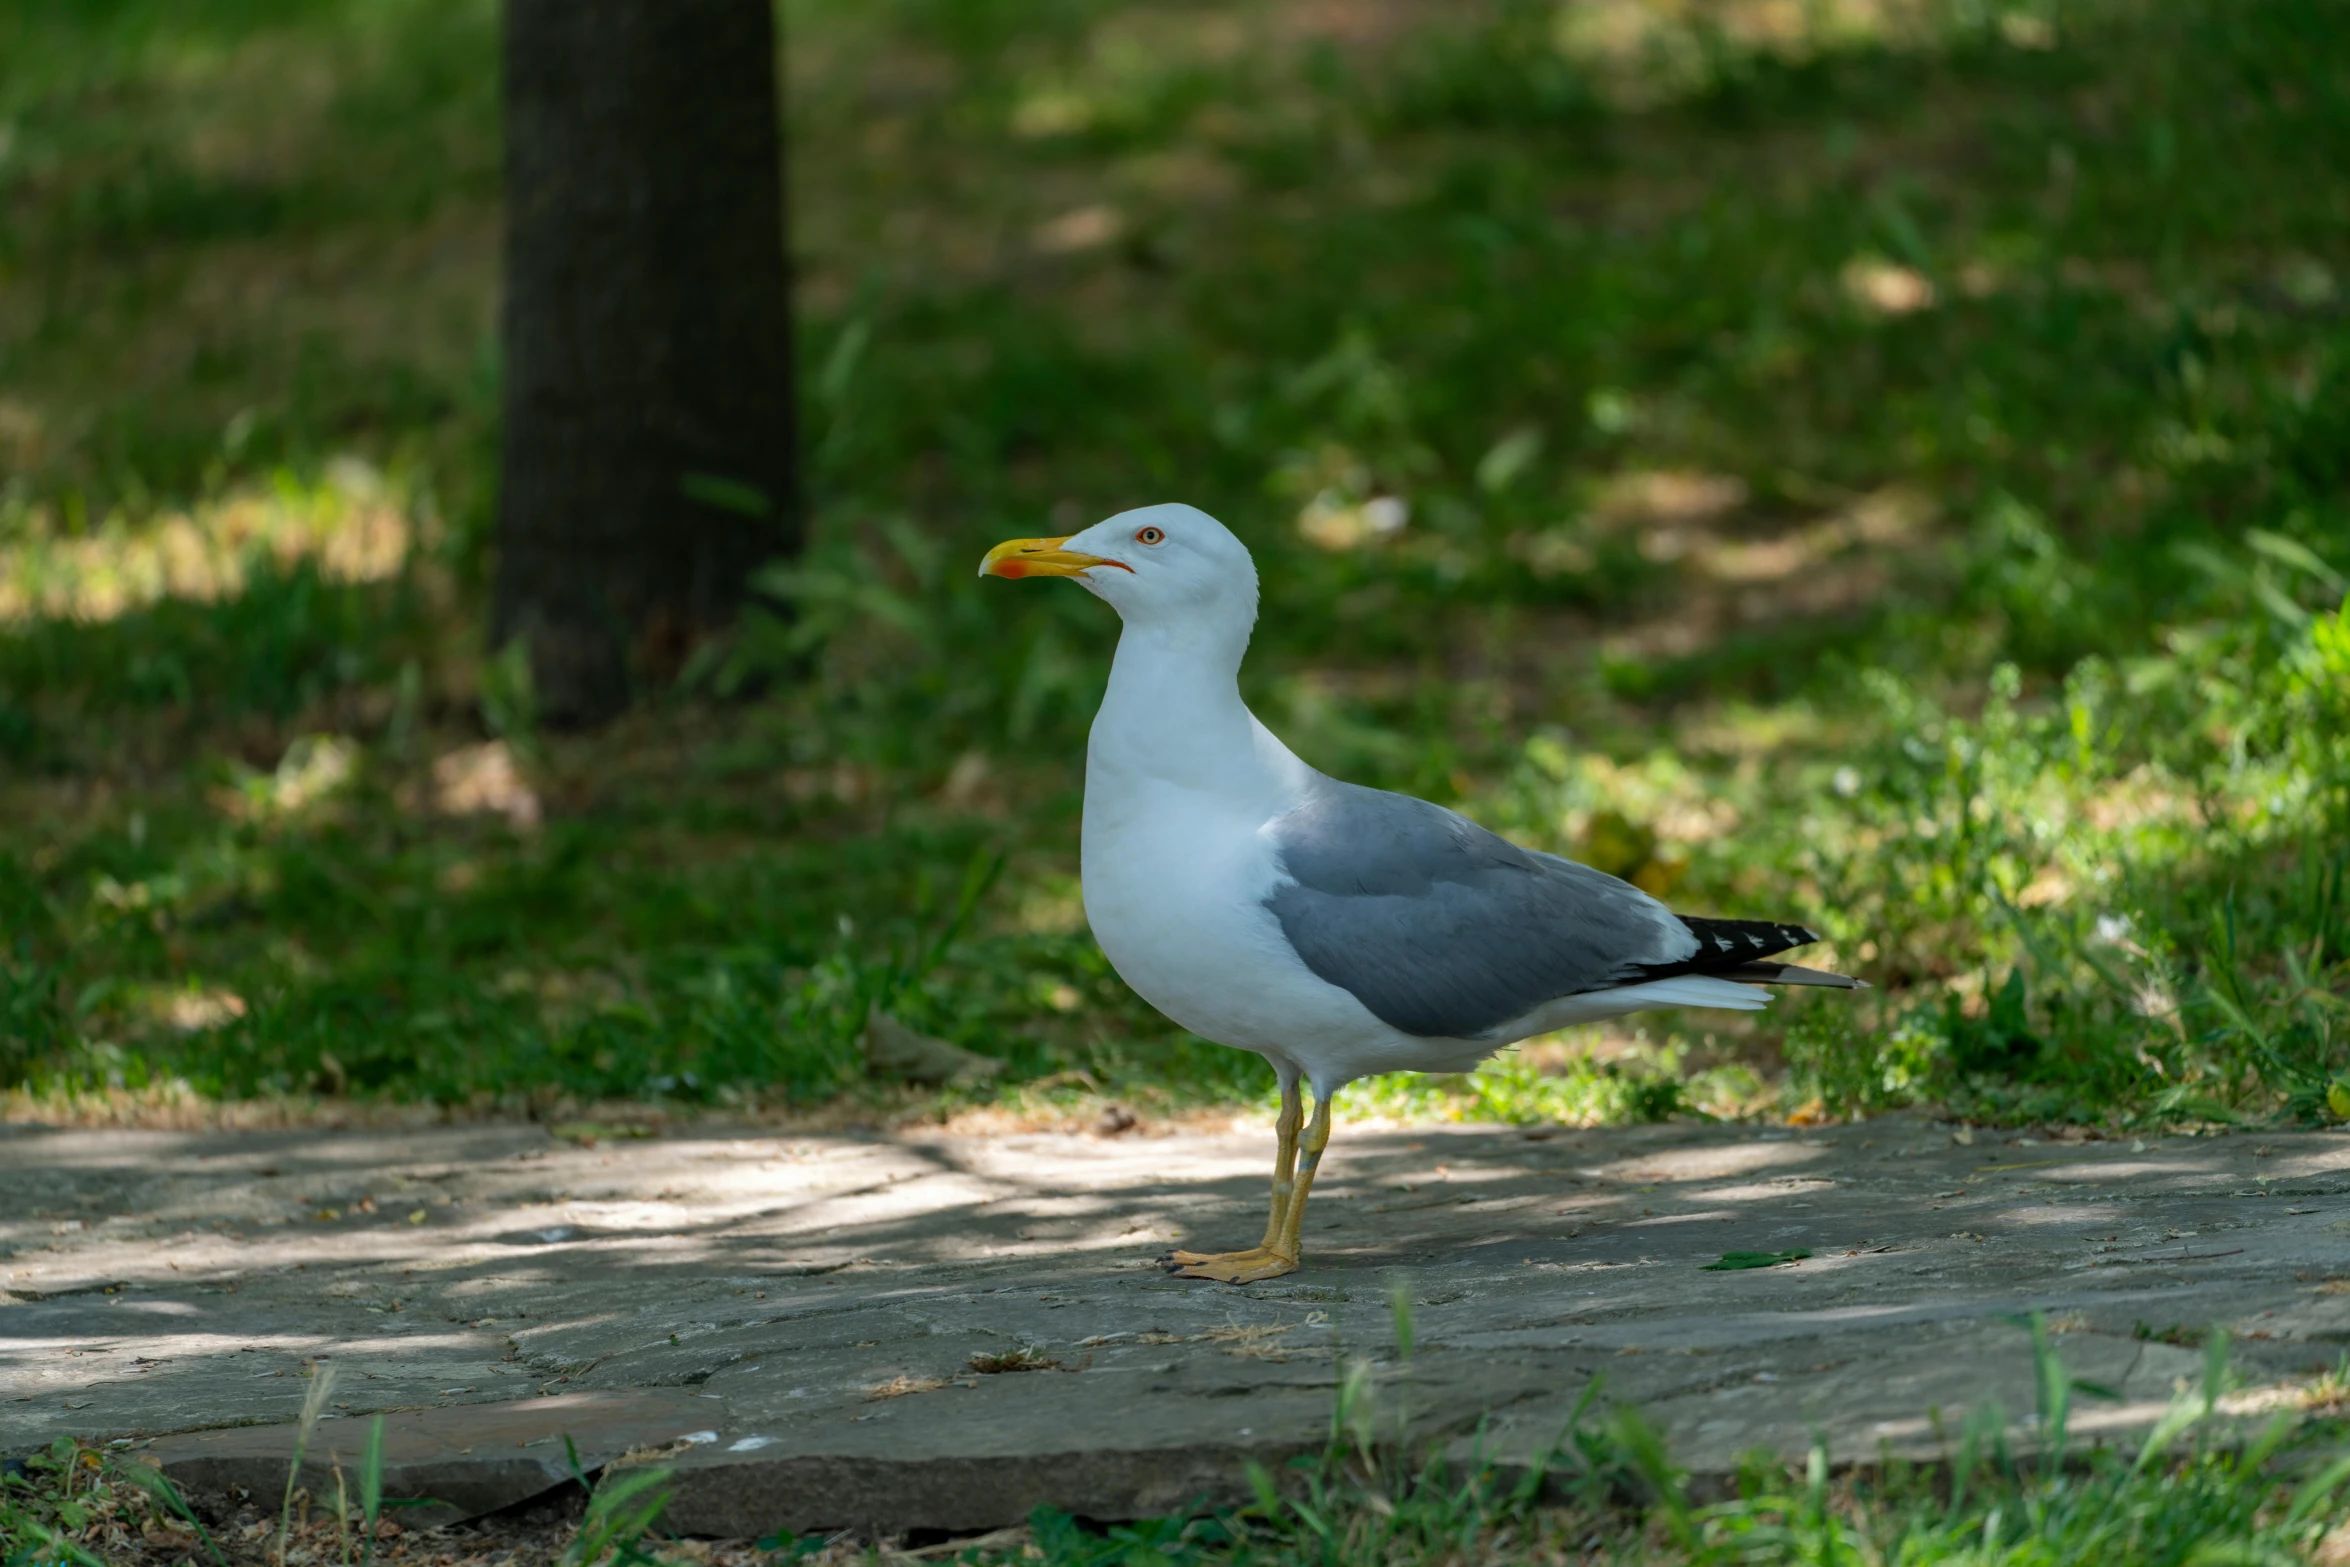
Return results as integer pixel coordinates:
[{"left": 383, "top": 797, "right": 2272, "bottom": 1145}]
[{"left": 1160, "top": 1246, "right": 1297, "bottom": 1283}]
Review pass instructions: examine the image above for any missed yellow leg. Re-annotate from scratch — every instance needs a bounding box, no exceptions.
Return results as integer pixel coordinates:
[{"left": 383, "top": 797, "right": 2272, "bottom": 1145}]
[
  {"left": 1259, "top": 1075, "right": 1304, "bottom": 1250},
  {"left": 1168, "top": 1081, "right": 1330, "bottom": 1284},
  {"left": 1273, "top": 1092, "right": 1333, "bottom": 1262}
]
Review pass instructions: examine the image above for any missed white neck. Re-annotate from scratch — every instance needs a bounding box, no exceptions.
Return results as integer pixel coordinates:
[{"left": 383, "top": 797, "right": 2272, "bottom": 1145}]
[{"left": 1086, "top": 609, "right": 1307, "bottom": 806}]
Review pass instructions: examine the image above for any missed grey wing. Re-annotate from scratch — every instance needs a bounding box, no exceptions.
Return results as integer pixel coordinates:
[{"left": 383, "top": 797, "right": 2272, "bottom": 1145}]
[{"left": 1263, "top": 777, "right": 1698, "bottom": 1039}]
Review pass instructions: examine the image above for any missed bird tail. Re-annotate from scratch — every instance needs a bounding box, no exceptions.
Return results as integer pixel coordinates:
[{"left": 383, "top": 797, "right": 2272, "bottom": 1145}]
[
  {"left": 1613, "top": 975, "right": 1773, "bottom": 1012},
  {"left": 1629, "top": 916, "right": 1861, "bottom": 988},
  {"left": 1716, "top": 961, "right": 1870, "bottom": 990}
]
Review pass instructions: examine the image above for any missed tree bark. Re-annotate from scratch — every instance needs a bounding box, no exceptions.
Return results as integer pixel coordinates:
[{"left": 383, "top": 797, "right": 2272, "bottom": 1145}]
[{"left": 496, "top": 0, "right": 797, "bottom": 728}]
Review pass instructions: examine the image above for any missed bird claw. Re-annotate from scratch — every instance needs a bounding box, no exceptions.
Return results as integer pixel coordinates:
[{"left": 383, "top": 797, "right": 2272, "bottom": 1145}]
[{"left": 1160, "top": 1246, "right": 1297, "bottom": 1284}]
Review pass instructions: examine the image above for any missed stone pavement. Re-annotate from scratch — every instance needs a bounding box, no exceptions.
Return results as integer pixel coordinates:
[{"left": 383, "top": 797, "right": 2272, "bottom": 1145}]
[{"left": 5, "top": 1114, "right": 2348, "bottom": 1535}]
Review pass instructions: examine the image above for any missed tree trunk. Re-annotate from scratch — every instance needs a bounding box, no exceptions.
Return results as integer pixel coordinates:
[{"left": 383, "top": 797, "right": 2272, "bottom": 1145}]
[{"left": 496, "top": 0, "right": 797, "bottom": 728}]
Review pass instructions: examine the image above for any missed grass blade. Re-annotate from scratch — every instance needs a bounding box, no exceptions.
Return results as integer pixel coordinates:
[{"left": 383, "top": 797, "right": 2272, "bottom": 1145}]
[
  {"left": 359, "top": 1414, "right": 385, "bottom": 1567},
  {"left": 2203, "top": 1328, "right": 2232, "bottom": 1428},
  {"left": 279, "top": 1360, "right": 339, "bottom": 1563},
  {"left": 124, "top": 1462, "right": 228, "bottom": 1567},
  {"left": 565, "top": 1465, "right": 674, "bottom": 1567},
  {"left": 2131, "top": 1391, "right": 2206, "bottom": 1474},
  {"left": 2284, "top": 1452, "right": 2350, "bottom": 1529},
  {"left": 2030, "top": 1311, "right": 2070, "bottom": 1472}
]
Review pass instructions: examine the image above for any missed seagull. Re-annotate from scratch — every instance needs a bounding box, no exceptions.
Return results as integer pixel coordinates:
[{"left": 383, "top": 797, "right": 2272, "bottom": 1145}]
[{"left": 981, "top": 503, "right": 1863, "bottom": 1284}]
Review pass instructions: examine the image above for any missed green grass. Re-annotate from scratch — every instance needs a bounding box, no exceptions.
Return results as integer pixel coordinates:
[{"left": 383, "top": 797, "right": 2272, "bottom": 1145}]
[
  {"left": 12, "top": 1324, "right": 2348, "bottom": 1563},
  {"left": 1, "top": 0, "right": 2347, "bottom": 1128},
  {"left": 979, "top": 1330, "right": 2350, "bottom": 1567}
]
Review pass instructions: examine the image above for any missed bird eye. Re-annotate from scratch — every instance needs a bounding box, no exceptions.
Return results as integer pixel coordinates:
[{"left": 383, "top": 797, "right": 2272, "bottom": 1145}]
[{"left": 1135, "top": 526, "right": 1165, "bottom": 545}]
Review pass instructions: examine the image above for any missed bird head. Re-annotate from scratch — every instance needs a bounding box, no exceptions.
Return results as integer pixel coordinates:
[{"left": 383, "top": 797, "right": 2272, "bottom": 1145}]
[{"left": 979, "top": 503, "right": 1259, "bottom": 634}]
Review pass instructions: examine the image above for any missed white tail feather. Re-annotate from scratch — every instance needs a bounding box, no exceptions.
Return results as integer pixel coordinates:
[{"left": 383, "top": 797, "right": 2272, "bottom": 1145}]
[
  {"left": 1611, "top": 975, "right": 1772, "bottom": 1012},
  {"left": 1503, "top": 973, "right": 1770, "bottom": 1039}
]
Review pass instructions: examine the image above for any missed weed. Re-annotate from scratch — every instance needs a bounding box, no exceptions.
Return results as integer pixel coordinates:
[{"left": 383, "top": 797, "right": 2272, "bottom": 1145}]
[
  {"left": 358, "top": 1416, "right": 384, "bottom": 1567},
  {"left": 118, "top": 1462, "right": 225, "bottom": 1567},
  {"left": 277, "top": 1359, "right": 338, "bottom": 1561},
  {"left": 0, "top": 1441, "right": 108, "bottom": 1567},
  {"left": 563, "top": 1436, "right": 675, "bottom": 1567}
]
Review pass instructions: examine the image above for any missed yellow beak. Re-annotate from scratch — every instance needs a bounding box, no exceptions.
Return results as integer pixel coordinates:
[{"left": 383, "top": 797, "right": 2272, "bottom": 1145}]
[{"left": 978, "top": 535, "right": 1129, "bottom": 580}]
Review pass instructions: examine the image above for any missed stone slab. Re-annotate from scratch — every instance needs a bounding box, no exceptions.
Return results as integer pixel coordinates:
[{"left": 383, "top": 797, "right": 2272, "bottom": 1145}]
[
  {"left": 5, "top": 1114, "right": 2347, "bottom": 1534},
  {"left": 144, "top": 1390, "right": 711, "bottom": 1528}
]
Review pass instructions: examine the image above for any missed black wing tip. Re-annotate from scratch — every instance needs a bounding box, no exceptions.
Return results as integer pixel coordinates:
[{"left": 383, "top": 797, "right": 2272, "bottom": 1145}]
[{"left": 1676, "top": 916, "right": 1822, "bottom": 956}]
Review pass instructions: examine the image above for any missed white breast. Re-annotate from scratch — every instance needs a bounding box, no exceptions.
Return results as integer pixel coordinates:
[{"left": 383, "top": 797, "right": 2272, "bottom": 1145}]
[
  {"left": 1077, "top": 763, "right": 1286, "bottom": 1042},
  {"left": 1074, "top": 613, "right": 1495, "bottom": 1089},
  {"left": 1081, "top": 729, "right": 1479, "bottom": 1086}
]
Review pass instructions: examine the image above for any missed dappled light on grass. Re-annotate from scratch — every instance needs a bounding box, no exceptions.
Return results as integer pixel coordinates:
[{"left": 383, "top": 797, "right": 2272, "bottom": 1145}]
[
  {"left": 1337, "top": 1034, "right": 1766, "bottom": 1128},
  {"left": 1556, "top": 0, "right": 1985, "bottom": 107},
  {"left": 0, "top": 462, "right": 417, "bottom": 626},
  {"left": 417, "top": 739, "right": 543, "bottom": 831},
  {"left": 3, "top": 0, "right": 2349, "bottom": 1134},
  {"left": 1841, "top": 255, "right": 1939, "bottom": 316}
]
